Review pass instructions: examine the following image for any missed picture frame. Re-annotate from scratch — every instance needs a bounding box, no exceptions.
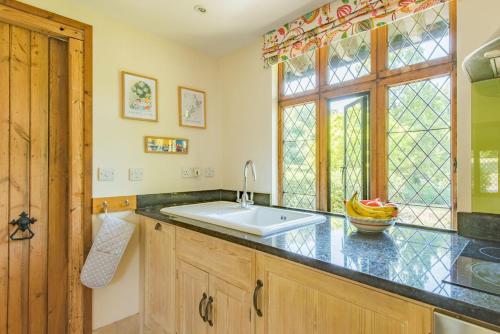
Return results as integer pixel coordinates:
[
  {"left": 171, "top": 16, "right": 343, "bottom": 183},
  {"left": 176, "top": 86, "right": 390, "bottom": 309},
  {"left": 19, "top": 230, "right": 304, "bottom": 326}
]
[
  {"left": 122, "top": 71, "right": 158, "bottom": 121},
  {"left": 144, "top": 136, "right": 188, "bottom": 154},
  {"left": 178, "top": 86, "right": 206, "bottom": 128}
]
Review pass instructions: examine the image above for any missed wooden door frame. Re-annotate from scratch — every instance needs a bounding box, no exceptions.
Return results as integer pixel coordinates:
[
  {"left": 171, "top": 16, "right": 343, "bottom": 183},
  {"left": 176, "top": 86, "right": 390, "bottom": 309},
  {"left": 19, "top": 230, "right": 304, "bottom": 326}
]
[{"left": 0, "top": 1, "right": 93, "bottom": 333}]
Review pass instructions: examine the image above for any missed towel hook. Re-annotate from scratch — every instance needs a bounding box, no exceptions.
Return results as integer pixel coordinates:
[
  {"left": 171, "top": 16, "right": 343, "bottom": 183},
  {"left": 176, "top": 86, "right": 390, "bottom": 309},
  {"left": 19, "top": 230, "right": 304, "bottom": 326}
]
[{"left": 102, "top": 201, "right": 109, "bottom": 216}]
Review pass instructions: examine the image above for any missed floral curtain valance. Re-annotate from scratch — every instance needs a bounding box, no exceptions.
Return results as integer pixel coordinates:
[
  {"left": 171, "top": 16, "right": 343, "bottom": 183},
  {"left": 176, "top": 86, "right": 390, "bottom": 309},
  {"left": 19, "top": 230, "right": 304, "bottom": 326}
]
[{"left": 263, "top": 0, "right": 449, "bottom": 67}]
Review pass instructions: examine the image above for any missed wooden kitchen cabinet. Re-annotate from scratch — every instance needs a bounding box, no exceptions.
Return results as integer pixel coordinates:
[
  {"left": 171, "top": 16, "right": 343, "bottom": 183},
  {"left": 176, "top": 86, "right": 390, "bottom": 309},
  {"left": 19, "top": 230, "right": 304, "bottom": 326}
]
[
  {"left": 175, "top": 228, "right": 255, "bottom": 334},
  {"left": 255, "top": 252, "right": 433, "bottom": 334},
  {"left": 142, "top": 223, "right": 433, "bottom": 334},
  {"left": 209, "top": 276, "right": 253, "bottom": 334},
  {"left": 177, "top": 260, "right": 210, "bottom": 334},
  {"left": 143, "top": 218, "right": 176, "bottom": 334}
]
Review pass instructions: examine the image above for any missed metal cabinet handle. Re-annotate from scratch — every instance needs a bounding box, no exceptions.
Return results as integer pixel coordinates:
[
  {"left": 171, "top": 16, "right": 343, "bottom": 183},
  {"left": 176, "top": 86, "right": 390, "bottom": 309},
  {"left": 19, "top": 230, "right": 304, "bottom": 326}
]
[
  {"left": 199, "top": 293, "right": 208, "bottom": 322},
  {"left": 253, "top": 280, "right": 263, "bottom": 317},
  {"left": 204, "top": 296, "right": 214, "bottom": 327}
]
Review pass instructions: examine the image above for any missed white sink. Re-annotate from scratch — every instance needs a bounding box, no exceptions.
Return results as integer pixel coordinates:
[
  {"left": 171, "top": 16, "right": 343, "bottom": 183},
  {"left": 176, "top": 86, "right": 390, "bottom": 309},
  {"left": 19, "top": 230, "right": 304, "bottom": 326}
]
[{"left": 160, "top": 201, "right": 326, "bottom": 236}]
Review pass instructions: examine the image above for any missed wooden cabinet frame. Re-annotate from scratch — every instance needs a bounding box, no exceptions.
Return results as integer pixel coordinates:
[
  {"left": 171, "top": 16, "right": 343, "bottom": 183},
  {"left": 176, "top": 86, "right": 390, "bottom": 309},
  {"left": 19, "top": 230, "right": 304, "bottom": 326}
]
[
  {"left": 277, "top": 0, "right": 457, "bottom": 228},
  {"left": 0, "top": 1, "right": 93, "bottom": 332}
]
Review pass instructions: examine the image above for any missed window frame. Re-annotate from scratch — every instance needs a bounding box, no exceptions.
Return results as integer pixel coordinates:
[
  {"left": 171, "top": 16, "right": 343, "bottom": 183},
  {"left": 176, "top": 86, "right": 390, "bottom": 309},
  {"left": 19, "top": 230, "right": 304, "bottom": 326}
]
[{"left": 277, "top": 0, "right": 457, "bottom": 229}]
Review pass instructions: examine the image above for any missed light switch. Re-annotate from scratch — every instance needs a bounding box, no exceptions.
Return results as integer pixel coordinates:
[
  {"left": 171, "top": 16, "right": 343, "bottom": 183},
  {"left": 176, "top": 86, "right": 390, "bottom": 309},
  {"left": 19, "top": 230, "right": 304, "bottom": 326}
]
[
  {"left": 98, "top": 168, "right": 114, "bottom": 181},
  {"left": 129, "top": 168, "right": 143, "bottom": 181}
]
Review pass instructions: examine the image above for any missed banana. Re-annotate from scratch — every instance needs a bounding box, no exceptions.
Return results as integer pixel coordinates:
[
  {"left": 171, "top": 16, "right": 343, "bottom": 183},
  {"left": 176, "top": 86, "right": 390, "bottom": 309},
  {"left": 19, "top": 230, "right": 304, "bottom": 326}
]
[
  {"left": 349, "top": 193, "right": 394, "bottom": 219},
  {"left": 344, "top": 200, "right": 366, "bottom": 218}
]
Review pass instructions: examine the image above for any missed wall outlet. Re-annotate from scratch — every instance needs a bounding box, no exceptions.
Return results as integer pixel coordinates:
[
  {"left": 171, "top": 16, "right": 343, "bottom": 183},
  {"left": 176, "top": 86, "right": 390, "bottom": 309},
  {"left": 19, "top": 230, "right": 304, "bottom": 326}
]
[
  {"left": 204, "top": 167, "right": 215, "bottom": 178},
  {"left": 98, "top": 168, "right": 114, "bottom": 181},
  {"left": 182, "top": 167, "right": 194, "bottom": 178},
  {"left": 129, "top": 168, "right": 143, "bottom": 181},
  {"left": 193, "top": 168, "right": 201, "bottom": 177}
]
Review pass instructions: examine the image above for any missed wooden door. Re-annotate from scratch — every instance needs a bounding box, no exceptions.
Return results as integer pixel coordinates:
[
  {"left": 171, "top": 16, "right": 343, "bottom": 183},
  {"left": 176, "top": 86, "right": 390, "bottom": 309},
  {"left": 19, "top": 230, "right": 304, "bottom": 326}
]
[
  {"left": 209, "top": 276, "right": 253, "bottom": 334},
  {"left": 176, "top": 260, "right": 209, "bottom": 334},
  {"left": 256, "top": 253, "right": 432, "bottom": 334},
  {"left": 0, "top": 19, "right": 86, "bottom": 334},
  {"left": 143, "top": 219, "right": 176, "bottom": 334}
]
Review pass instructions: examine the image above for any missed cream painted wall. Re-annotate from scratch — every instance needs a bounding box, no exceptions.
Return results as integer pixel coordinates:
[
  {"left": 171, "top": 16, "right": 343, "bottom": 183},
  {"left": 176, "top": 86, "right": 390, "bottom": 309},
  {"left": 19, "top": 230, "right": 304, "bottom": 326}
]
[
  {"left": 20, "top": 0, "right": 224, "bottom": 198},
  {"left": 218, "top": 40, "right": 278, "bottom": 198},
  {"left": 218, "top": 0, "right": 500, "bottom": 212},
  {"left": 19, "top": 0, "right": 224, "bottom": 330}
]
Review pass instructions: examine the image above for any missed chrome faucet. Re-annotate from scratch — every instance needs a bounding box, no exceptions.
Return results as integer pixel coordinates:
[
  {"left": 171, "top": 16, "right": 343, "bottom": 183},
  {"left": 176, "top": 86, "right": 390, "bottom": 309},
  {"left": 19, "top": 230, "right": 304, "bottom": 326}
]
[{"left": 237, "top": 160, "right": 257, "bottom": 208}]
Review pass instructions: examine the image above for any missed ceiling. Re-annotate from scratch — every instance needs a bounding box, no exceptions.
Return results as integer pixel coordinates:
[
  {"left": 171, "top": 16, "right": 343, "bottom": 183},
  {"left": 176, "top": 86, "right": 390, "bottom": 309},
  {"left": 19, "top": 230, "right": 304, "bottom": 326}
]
[{"left": 74, "top": 0, "right": 330, "bottom": 56}]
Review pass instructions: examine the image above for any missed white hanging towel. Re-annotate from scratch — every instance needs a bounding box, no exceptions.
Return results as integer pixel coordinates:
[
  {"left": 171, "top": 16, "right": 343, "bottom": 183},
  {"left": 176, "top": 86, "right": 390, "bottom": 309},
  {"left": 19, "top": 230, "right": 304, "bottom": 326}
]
[{"left": 80, "top": 214, "right": 135, "bottom": 288}]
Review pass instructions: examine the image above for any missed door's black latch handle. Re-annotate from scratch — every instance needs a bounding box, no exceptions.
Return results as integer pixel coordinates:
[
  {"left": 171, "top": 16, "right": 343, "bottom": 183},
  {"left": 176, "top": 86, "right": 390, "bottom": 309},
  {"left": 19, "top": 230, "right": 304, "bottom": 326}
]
[{"left": 9, "top": 211, "right": 36, "bottom": 240}]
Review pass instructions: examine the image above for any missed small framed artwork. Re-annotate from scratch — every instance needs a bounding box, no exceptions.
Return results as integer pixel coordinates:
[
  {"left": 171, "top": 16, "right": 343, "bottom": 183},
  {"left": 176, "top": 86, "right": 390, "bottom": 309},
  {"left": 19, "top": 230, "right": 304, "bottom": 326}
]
[
  {"left": 178, "top": 86, "right": 206, "bottom": 128},
  {"left": 144, "top": 136, "right": 188, "bottom": 154},
  {"left": 122, "top": 71, "right": 158, "bottom": 121}
]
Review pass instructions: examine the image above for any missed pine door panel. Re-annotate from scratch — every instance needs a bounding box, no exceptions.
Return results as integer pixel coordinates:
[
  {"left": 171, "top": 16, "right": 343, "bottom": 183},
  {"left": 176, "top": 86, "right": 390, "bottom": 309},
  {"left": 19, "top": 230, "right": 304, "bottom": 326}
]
[
  {"left": 48, "top": 37, "right": 69, "bottom": 334},
  {"left": 28, "top": 31, "right": 49, "bottom": 334},
  {"left": 8, "top": 25, "right": 31, "bottom": 334},
  {"left": 0, "top": 20, "right": 10, "bottom": 334}
]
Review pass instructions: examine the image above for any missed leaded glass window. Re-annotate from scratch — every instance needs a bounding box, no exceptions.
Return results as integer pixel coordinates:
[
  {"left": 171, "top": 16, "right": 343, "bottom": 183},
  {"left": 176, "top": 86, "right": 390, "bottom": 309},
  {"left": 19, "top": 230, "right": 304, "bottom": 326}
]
[
  {"left": 282, "top": 102, "right": 317, "bottom": 210},
  {"left": 282, "top": 50, "right": 317, "bottom": 96},
  {"left": 328, "top": 30, "right": 371, "bottom": 85},
  {"left": 387, "top": 76, "right": 452, "bottom": 229},
  {"left": 388, "top": 2, "right": 450, "bottom": 70}
]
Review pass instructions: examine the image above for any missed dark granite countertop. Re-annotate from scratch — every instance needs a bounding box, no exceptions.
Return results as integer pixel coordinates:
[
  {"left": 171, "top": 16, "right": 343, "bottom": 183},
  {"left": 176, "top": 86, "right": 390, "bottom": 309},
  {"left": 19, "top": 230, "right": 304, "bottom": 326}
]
[{"left": 136, "top": 203, "right": 500, "bottom": 327}]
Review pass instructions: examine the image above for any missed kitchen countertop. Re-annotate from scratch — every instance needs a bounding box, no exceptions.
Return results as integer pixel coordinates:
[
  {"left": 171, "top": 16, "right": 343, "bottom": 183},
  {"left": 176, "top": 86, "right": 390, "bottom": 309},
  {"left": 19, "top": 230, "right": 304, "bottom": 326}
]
[{"left": 136, "top": 204, "right": 500, "bottom": 327}]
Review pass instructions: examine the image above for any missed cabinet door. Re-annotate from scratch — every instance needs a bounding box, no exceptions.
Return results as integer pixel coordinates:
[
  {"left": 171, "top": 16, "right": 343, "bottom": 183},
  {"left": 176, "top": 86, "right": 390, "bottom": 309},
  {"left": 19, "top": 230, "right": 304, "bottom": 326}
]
[
  {"left": 256, "top": 253, "right": 432, "bottom": 334},
  {"left": 209, "top": 276, "right": 253, "bottom": 334},
  {"left": 143, "top": 219, "right": 176, "bottom": 334},
  {"left": 177, "top": 260, "right": 210, "bottom": 334}
]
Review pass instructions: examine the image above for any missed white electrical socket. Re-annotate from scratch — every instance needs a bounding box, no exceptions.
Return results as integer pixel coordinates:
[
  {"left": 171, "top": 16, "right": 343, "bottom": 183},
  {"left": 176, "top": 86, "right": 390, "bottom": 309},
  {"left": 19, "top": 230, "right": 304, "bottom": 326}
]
[
  {"left": 193, "top": 168, "right": 201, "bottom": 177},
  {"left": 204, "top": 167, "right": 215, "bottom": 177},
  {"left": 98, "top": 168, "right": 114, "bottom": 181},
  {"left": 129, "top": 168, "right": 143, "bottom": 181},
  {"left": 182, "top": 167, "right": 194, "bottom": 178}
]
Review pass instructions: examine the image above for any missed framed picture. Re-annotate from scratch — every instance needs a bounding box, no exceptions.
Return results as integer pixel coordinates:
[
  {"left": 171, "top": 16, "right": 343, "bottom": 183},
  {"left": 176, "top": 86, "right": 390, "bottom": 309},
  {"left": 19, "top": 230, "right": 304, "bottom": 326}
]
[
  {"left": 178, "top": 86, "right": 206, "bottom": 128},
  {"left": 122, "top": 71, "right": 158, "bottom": 121},
  {"left": 144, "top": 136, "right": 188, "bottom": 154}
]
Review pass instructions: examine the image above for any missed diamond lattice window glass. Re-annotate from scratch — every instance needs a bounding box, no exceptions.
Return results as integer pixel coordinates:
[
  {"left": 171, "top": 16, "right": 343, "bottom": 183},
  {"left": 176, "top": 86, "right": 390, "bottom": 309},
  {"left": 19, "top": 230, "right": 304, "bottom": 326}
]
[
  {"left": 388, "top": 2, "right": 450, "bottom": 70},
  {"left": 328, "top": 30, "right": 371, "bottom": 85},
  {"left": 282, "top": 50, "right": 317, "bottom": 96},
  {"left": 282, "top": 102, "right": 317, "bottom": 210},
  {"left": 387, "top": 75, "right": 452, "bottom": 229}
]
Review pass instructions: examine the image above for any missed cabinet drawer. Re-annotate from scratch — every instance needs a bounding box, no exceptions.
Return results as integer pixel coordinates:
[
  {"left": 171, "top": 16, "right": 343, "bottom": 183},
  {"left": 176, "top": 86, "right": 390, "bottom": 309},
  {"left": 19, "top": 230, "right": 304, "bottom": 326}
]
[{"left": 176, "top": 228, "right": 255, "bottom": 291}]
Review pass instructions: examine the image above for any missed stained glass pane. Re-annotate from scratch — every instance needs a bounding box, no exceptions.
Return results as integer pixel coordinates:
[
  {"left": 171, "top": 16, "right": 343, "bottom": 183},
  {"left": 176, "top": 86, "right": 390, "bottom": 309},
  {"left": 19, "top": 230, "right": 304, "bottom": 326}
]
[
  {"left": 282, "top": 50, "right": 317, "bottom": 96},
  {"left": 388, "top": 2, "right": 450, "bottom": 70},
  {"left": 282, "top": 102, "right": 317, "bottom": 210},
  {"left": 387, "top": 76, "right": 452, "bottom": 229},
  {"left": 328, "top": 30, "right": 371, "bottom": 85}
]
